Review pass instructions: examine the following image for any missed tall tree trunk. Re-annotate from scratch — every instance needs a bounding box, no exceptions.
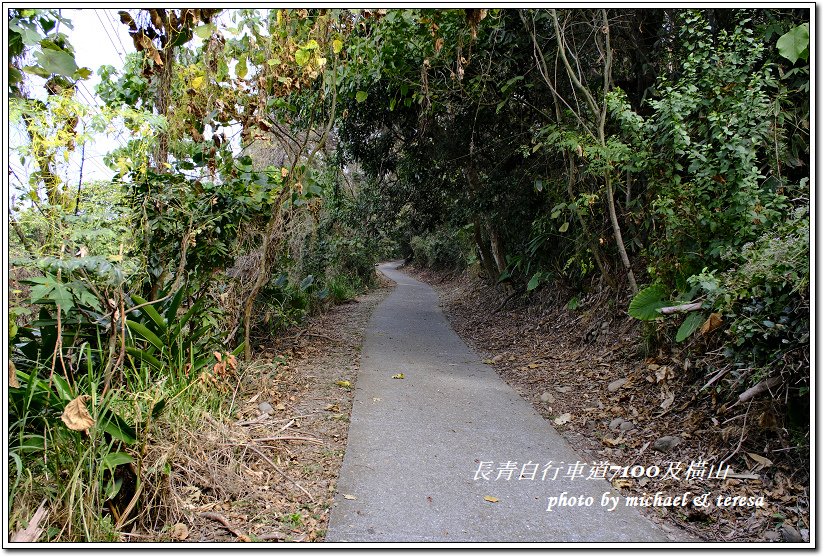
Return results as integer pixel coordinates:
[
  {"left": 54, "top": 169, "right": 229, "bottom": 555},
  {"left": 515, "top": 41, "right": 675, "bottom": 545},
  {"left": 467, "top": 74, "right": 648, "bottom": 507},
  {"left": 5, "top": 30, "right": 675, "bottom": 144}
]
[
  {"left": 474, "top": 218, "right": 498, "bottom": 281},
  {"left": 487, "top": 223, "right": 507, "bottom": 276}
]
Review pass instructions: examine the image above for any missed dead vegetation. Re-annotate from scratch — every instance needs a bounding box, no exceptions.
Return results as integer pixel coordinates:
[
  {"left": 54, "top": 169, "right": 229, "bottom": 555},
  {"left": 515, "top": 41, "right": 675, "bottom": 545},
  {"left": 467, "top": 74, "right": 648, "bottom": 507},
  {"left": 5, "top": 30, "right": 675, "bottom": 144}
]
[{"left": 117, "top": 274, "right": 393, "bottom": 542}]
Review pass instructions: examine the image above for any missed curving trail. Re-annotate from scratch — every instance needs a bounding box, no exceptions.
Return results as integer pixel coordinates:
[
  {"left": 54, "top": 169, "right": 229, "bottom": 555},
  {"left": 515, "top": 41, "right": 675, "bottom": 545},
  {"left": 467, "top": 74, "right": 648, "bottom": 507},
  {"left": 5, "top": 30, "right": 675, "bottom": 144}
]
[{"left": 326, "top": 262, "right": 669, "bottom": 543}]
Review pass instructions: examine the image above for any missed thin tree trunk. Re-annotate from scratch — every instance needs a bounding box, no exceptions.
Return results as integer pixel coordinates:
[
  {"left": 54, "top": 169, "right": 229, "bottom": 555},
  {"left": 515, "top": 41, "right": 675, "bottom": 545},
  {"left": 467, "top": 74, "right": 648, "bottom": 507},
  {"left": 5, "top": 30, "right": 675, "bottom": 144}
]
[{"left": 474, "top": 218, "right": 498, "bottom": 281}]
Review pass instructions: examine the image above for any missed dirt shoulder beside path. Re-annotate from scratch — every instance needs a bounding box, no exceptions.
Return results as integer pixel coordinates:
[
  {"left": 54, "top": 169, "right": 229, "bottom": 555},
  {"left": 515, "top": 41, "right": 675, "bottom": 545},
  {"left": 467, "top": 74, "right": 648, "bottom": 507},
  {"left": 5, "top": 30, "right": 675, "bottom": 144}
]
[
  {"left": 406, "top": 266, "right": 809, "bottom": 544},
  {"left": 135, "top": 273, "right": 393, "bottom": 543}
]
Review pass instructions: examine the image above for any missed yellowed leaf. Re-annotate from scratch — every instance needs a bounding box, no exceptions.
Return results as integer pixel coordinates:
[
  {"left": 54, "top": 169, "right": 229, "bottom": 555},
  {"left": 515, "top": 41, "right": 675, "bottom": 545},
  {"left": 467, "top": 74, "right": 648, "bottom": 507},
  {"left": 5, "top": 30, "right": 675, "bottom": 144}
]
[
  {"left": 335, "top": 380, "right": 351, "bottom": 388},
  {"left": 192, "top": 76, "right": 204, "bottom": 90},
  {"left": 602, "top": 437, "right": 623, "bottom": 447},
  {"left": 61, "top": 395, "right": 94, "bottom": 433},
  {"left": 343, "top": 493, "right": 357, "bottom": 500},
  {"left": 527, "top": 363, "right": 541, "bottom": 369},
  {"left": 332, "top": 39, "right": 343, "bottom": 54},
  {"left": 612, "top": 478, "right": 632, "bottom": 489},
  {"left": 483, "top": 496, "right": 499, "bottom": 503},
  {"left": 9, "top": 361, "right": 19, "bottom": 388},
  {"left": 392, "top": 373, "right": 405, "bottom": 379},
  {"left": 700, "top": 312, "right": 723, "bottom": 335}
]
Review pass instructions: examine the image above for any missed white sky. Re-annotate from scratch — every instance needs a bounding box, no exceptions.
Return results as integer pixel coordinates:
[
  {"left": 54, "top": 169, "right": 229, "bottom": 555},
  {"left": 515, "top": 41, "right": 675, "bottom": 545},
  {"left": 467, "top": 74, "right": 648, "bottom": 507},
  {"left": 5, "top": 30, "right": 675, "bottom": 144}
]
[{"left": 9, "top": 8, "right": 235, "bottom": 206}]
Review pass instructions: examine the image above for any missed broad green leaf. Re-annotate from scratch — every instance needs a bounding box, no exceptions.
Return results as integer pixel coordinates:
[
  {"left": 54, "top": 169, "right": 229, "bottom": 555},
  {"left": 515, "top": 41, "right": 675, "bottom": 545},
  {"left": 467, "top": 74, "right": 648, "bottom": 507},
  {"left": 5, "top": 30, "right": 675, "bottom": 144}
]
[
  {"left": 303, "top": 39, "right": 319, "bottom": 50},
  {"left": 236, "top": 55, "right": 248, "bottom": 79},
  {"left": 125, "top": 347, "right": 163, "bottom": 372},
  {"left": 777, "top": 23, "right": 809, "bottom": 64},
  {"left": 628, "top": 285, "right": 669, "bottom": 321},
  {"left": 131, "top": 294, "right": 168, "bottom": 334},
  {"left": 355, "top": 90, "right": 368, "bottom": 103},
  {"left": 332, "top": 39, "right": 343, "bottom": 54},
  {"left": 126, "top": 320, "right": 164, "bottom": 351},
  {"left": 527, "top": 273, "right": 542, "bottom": 291},
  {"left": 101, "top": 451, "right": 134, "bottom": 471},
  {"left": 676, "top": 312, "right": 704, "bottom": 342},
  {"left": 99, "top": 410, "right": 137, "bottom": 444},
  {"left": 558, "top": 221, "right": 569, "bottom": 233},
  {"left": 295, "top": 49, "right": 310, "bottom": 66},
  {"left": 51, "top": 283, "right": 74, "bottom": 314},
  {"left": 194, "top": 24, "right": 215, "bottom": 39},
  {"left": 35, "top": 46, "right": 78, "bottom": 77}
]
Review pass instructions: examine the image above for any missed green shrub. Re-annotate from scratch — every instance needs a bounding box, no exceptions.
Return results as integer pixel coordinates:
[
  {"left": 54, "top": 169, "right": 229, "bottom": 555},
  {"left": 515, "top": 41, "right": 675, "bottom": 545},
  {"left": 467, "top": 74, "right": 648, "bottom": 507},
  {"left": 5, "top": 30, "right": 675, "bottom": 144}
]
[{"left": 410, "top": 226, "right": 471, "bottom": 271}]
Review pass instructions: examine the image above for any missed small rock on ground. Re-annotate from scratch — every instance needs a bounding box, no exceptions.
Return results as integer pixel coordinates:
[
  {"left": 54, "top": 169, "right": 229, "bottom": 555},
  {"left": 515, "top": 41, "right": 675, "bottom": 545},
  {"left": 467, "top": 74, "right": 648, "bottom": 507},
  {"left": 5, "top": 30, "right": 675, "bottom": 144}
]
[
  {"left": 652, "top": 435, "right": 681, "bottom": 452},
  {"left": 780, "top": 525, "right": 803, "bottom": 543},
  {"left": 540, "top": 392, "right": 555, "bottom": 403},
  {"left": 258, "top": 401, "right": 274, "bottom": 415},
  {"left": 607, "top": 378, "right": 627, "bottom": 392}
]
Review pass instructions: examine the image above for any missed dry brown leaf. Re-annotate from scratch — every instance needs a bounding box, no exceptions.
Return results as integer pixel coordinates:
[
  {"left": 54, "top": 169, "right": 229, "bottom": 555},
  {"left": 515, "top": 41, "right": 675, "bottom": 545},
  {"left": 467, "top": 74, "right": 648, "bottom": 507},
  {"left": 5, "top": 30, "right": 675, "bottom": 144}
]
[
  {"left": 343, "top": 494, "right": 357, "bottom": 500},
  {"left": 655, "top": 365, "right": 674, "bottom": 383},
  {"left": 170, "top": 522, "right": 189, "bottom": 541},
  {"left": 611, "top": 478, "right": 632, "bottom": 489},
  {"left": 553, "top": 413, "right": 572, "bottom": 425},
  {"left": 11, "top": 500, "right": 47, "bottom": 542},
  {"left": 700, "top": 312, "right": 723, "bottom": 335},
  {"left": 483, "top": 496, "right": 499, "bottom": 503},
  {"left": 61, "top": 395, "right": 94, "bottom": 433},
  {"left": 602, "top": 437, "right": 623, "bottom": 447},
  {"left": 9, "top": 361, "right": 19, "bottom": 388},
  {"left": 660, "top": 391, "right": 675, "bottom": 410},
  {"left": 747, "top": 452, "right": 773, "bottom": 470}
]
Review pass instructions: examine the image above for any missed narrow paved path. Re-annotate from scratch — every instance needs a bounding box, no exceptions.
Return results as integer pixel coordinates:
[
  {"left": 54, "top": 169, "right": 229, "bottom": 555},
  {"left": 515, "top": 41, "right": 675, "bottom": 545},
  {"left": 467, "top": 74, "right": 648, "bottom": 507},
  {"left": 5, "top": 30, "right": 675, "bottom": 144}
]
[{"left": 326, "top": 262, "right": 668, "bottom": 543}]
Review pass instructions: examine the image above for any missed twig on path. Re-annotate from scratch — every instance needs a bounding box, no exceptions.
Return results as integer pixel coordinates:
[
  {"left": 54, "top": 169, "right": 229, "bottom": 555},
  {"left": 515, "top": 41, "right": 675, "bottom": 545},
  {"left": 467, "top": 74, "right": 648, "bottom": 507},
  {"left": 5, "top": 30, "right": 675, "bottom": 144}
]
[
  {"left": 307, "top": 332, "right": 343, "bottom": 343},
  {"left": 254, "top": 435, "right": 324, "bottom": 445},
  {"left": 258, "top": 531, "right": 287, "bottom": 541},
  {"left": 244, "top": 444, "right": 315, "bottom": 503},
  {"left": 199, "top": 512, "right": 251, "bottom": 542},
  {"left": 719, "top": 400, "right": 752, "bottom": 468}
]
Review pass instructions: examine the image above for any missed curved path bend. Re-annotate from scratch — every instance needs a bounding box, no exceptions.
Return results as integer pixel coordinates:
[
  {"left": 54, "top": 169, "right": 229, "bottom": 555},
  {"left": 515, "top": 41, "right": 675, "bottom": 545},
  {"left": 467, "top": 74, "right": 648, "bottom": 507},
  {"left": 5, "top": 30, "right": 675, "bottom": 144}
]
[{"left": 326, "top": 262, "right": 669, "bottom": 543}]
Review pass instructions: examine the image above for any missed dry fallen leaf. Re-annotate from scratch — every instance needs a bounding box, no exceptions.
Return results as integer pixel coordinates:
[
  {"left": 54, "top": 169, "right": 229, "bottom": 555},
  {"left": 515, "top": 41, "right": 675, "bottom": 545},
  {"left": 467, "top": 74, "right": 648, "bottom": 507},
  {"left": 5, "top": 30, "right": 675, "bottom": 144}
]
[
  {"left": 11, "top": 499, "right": 47, "bottom": 542},
  {"left": 660, "top": 391, "right": 675, "bottom": 410},
  {"left": 747, "top": 452, "right": 773, "bottom": 470},
  {"left": 612, "top": 478, "right": 633, "bottom": 489},
  {"left": 527, "top": 363, "right": 541, "bottom": 369},
  {"left": 9, "top": 361, "right": 19, "bottom": 388},
  {"left": 170, "top": 522, "right": 189, "bottom": 541},
  {"left": 324, "top": 403, "right": 341, "bottom": 412},
  {"left": 553, "top": 413, "right": 572, "bottom": 425},
  {"left": 655, "top": 365, "right": 674, "bottom": 383},
  {"left": 602, "top": 437, "right": 623, "bottom": 447},
  {"left": 483, "top": 496, "right": 499, "bottom": 503},
  {"left": 701, "top": 312, "right": 723, "bottom": 335},
  {"left": 61, "top": 395, "right": 95, "bottom": 433},
  {"left": 343, "top": 494, "right": 357, "bottom": 500}
]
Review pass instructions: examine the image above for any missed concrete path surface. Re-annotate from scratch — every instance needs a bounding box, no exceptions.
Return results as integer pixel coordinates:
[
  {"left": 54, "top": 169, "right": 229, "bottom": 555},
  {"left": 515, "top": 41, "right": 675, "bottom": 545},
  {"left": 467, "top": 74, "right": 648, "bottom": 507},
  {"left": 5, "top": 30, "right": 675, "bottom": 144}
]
[{"left": 326, "top": 262, "right": 669, "bottom": 543}]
